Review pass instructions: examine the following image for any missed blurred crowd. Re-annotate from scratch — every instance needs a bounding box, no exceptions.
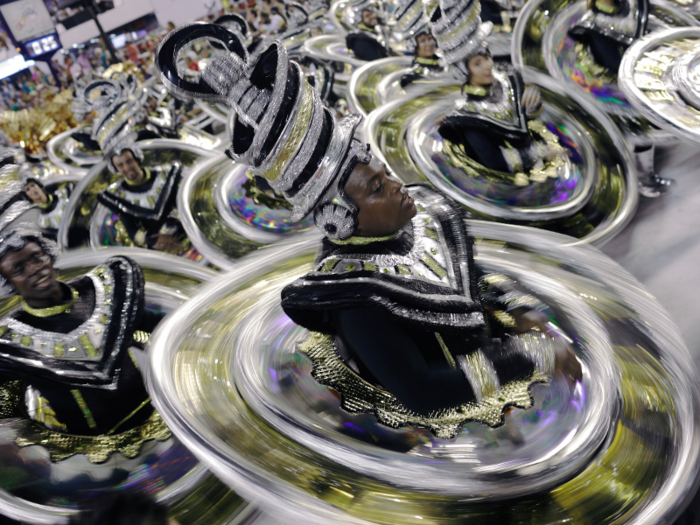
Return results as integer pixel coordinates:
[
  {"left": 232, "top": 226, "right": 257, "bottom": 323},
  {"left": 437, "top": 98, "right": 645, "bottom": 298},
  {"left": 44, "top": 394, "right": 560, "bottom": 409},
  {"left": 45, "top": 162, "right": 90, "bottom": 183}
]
[{"left": 0, "top": 0, "right": 323, "bottom": 113}]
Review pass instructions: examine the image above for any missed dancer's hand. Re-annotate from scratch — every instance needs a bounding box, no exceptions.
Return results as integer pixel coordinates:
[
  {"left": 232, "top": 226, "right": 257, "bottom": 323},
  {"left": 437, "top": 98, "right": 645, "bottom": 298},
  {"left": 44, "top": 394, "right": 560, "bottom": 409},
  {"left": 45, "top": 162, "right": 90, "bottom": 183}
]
[
  {"left": 152, "top": 233, "right": 182, "bottom": 254},
  {"left": 522, "top": 86, "right": 543, "bottom": 117}
]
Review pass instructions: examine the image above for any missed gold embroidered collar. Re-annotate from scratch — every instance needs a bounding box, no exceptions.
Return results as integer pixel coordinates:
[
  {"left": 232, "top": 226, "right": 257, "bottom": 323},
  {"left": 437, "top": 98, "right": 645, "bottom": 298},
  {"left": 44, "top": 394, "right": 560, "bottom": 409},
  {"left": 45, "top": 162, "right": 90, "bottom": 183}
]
[
  {"left": 37, "top": 193, "right": 53, "bottom": 209},
  {"left": 124, "top": 167, "right": 151, "bottom": 187},
  {"left": 595, "top": 0, "right": 620, "bottom": 14},
  {"left": 358, "top": 23, "right": 376, "bottom": 33},
  {"left": 329, "top": 232, "right": 398, "bottom": 245},
  {"left": 416, "top": 56, "right": 440, "bottom": 66},
  {"left": 463, "top": 84, "right": 491, "bottom": 97},
  {"left": 23, "top": 286, "right": 79, "bottom": 317}
]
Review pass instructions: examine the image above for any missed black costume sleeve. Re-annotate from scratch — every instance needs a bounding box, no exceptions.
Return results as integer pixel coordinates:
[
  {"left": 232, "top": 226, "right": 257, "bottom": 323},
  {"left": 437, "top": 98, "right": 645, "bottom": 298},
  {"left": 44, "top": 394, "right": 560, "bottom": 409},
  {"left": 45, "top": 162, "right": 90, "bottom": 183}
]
[
  {"left": 332, "top": 307, "right": 476, "bottom": 414},
  {"left": 439, "top": 120, "right": 510, "bottom": 172},
  {"left": 346, "top": 33, "right": 388, "bottom": 61},
  {"left": 461, "top": 129, "right": 510, "bottom": 172}
]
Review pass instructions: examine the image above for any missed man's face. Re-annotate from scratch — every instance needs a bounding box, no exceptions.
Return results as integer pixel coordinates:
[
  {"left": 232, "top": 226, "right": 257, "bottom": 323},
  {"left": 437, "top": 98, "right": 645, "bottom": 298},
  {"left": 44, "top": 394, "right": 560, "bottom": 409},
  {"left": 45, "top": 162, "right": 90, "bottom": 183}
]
[
  {"left": 416, "top": 33, "right": 435, "bottom": 58},
  {"left": 343, "top": 157, "right": 417, "bottom": 237},
  {"left": 0, "top": 242, "right": 59, "bottom": 304},
  {"left": 361, "top": 9, "right": 377, "bottom": 27},
  {"left": 466, "top": 53, "right": 494, "bottom": 86},
  {"left": 24, "top": 182, "right": 47, "bottom": 204},
  {"left": 112, "top": 150, "right": 144, "bottom": 183}
]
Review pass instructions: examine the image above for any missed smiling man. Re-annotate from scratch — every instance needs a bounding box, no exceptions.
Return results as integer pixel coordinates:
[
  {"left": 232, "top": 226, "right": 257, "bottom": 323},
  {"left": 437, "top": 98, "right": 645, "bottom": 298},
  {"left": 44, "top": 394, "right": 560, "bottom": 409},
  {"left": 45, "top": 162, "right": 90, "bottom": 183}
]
[
  {"left": 0, "top": 185, "right": 165, "bottom": 438},
  {"left": 97, "top": 140, "right": 185, "bottom": 255}
]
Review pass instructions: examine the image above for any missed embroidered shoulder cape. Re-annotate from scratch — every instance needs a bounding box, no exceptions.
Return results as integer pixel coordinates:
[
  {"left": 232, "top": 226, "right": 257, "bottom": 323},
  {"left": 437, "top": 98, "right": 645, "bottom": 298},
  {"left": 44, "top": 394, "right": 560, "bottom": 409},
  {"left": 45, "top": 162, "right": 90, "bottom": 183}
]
[
  {"left": 97, "top": 162, "right": 182, "bottom": 229},
  {"left": 0, "top": 256, "right": 145, "bottom": 389},
  {"left": 282, "top": 185, "right": 487, "bottom": 338}
]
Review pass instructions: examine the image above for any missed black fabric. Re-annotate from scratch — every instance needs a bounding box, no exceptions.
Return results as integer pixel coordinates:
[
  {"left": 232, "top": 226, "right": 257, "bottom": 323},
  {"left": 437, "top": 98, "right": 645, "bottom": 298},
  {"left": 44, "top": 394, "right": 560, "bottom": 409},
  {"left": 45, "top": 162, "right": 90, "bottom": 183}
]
[
  {"left": 0, "top": 257, "right": 146, "bottom": 388},
  {"left": 346, "top": 32, "right": 388, "bottom": 61},
  {"left": 70, "top": 132, "right": 101, "bottom": 153},
  {"left": 568, "top": 28, "right": 625, "bottom": 71},
  {"left": 0, "top": 257, "right": 165, "bottom": 435},
  {"left": 400, "top": 56, "right": 443, "bottom": 88},
  {"left": 332, "top": 307, "right": 475, "bottom": 414},
  {"left": 97, "top": 164, "right": 182, "bottom": 245},
  {"left": 568, "top": 0, "right": 649, "bottom": 66}
]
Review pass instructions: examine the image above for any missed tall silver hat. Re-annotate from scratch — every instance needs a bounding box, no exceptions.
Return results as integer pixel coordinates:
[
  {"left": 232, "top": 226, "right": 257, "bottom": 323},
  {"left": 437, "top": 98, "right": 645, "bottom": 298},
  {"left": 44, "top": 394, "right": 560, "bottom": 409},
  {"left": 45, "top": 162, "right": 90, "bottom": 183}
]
[
  {"left": 394, "top": 0, "right": 429, "bottom": 40},
  {"left": 74, "top": 74, "right": 148, "bottom": 161},
  {"left": 156, "top": 23, "right": 364, "bottom": 224},
  {"left": 427, "top": 0, "right": 493, "bottom": 66}
]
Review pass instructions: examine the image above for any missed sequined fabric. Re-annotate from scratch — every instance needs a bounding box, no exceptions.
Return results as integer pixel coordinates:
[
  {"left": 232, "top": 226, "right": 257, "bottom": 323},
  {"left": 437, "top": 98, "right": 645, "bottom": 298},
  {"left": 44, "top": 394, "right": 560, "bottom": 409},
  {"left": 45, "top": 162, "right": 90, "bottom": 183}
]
[
  {"left": 15, "top": 410, "right": 172, "bottom": 463},
  {"left": 299, "top": 332, "right": 549, "bottom": 438}
]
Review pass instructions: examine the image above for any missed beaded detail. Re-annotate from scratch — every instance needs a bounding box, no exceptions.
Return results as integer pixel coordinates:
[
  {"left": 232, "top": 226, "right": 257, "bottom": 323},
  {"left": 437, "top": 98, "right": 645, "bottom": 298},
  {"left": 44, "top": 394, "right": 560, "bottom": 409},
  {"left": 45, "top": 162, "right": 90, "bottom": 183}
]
[{"left": 23, "top": 287, "right": 79, "bottom": 318}]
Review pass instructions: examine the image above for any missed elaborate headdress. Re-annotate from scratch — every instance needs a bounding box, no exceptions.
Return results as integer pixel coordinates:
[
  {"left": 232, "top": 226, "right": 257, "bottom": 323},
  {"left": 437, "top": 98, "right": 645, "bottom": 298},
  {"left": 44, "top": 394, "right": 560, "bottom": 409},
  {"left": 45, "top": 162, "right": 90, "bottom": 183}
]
[
  {"left": 427, "top": 0, "right": 492, "bottom": 68},
  {"left": 0, "top": 182, "right": 58, "bottom": 297},
  {"left": 0, "top": 146, "right": 21, "bottom": 178},
  {"left": 157, "top": 23, "right": 370, "bottom": 239},
  {"left": 394, "top": 0, "right": 428, "bottom": 38},
  {"left": 213, "top": 13, "right": 252, "bottom": 47},
  {"left": 280, "top": 2, "right": 321, "bottom": 54},
  {"left": 75, "top": 74, "right": 148, "bottom": 172}
]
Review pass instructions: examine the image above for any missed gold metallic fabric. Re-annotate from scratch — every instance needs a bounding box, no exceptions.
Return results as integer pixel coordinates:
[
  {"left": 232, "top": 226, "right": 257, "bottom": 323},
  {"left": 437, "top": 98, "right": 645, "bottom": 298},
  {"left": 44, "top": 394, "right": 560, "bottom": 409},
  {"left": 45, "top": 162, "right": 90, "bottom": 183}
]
[
  {"left": 299, "top": 331, "right": 548, "bottom": 438},
  {"left": 15, "top": 411, "right": 171, "bottom": 463}
]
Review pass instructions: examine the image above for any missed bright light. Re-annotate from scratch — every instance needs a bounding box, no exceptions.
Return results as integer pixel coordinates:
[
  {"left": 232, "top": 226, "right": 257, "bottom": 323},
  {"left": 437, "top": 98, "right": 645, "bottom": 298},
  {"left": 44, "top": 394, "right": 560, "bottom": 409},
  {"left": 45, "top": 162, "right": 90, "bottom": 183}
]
[{"left": 0, "top": 55, "right": 35, "bottom": 80}]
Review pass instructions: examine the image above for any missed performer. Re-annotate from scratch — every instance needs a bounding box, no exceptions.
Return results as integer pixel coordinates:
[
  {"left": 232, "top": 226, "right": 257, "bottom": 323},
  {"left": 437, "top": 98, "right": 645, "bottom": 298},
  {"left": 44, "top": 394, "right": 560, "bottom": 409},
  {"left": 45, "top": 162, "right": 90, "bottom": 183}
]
[
  {"left": 346, "top": 2, "right": 389, "bottom": 61},
  {"left": 431, "top": 0, "right": 566, "bottom": 184},
  {"left": 0, "top": 184, "right": 165, "bottom": 441},
  {"left": 568, "top": 0, "right": 648, "bottom": 73},
  {"left": 74, "top": 75, "right": 186, "bottom": 254},
  {"left": 22, "top": 178, "right": 72, "bottom": 241},
  {"left": 567, "top": 0, "right": 673, "bottom": 197},
  {"left": 97, "top": 139, "right": 184, "bottom": 254},
  {"left": 395, "top": 0, "right": 443, "bottom": 87},
  {"left": 156, "top": 27, "right": 580, "bottom": 425}
]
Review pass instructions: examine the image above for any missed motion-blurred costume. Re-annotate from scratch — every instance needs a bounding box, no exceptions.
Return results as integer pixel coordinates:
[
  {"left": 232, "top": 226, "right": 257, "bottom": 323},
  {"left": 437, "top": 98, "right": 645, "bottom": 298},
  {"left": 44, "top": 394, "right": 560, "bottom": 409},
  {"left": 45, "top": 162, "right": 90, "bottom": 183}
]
[
  {"left": 346, "top": 1, "right": 390, "bottom": 61},
  {"left": 568, "top": 0, "right": 648, "bottom": 73},
  {"left": 434, "top": 0, "right": 566, "bottom": 184},
  {"left": 157, "top": 25, "right": 576, "bottom": 435},
  {"left": 396, "top": 0, "right": 443, "bottom": 87},
  {"left": 75, "top": 76, "right": 186, "bottom": 253},
  {"left": 0, "top": 185, "right": 167, "bottom": 457},
  {"left": 22, "top": 177, "right": 72, "bottom": 241}
]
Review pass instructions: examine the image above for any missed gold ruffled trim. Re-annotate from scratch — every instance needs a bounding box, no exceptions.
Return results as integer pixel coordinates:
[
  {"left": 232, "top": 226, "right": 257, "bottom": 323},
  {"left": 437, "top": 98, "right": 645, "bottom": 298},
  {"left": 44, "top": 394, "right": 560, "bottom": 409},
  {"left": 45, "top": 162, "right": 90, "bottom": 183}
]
[
  {"left": 299, "top": 332, "right": 548, "bottom": 439},
  {"left": 328, "top": 232, "right": 399, "bottom": 245},
  {"left": 15, "top": 410, "right": 172, "bottom": 463}
]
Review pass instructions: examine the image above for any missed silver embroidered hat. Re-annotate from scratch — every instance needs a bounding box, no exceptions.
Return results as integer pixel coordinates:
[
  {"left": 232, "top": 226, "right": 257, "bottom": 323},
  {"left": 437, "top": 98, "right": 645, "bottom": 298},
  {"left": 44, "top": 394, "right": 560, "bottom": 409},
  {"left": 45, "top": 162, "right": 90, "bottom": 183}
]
[
  {"left": 394, "top": 0, "right": 429, "bottom": 40},
  {"left": 76, "top": 74, "right": 149, "bottom": 165},
  {"left": 156, "top": 24, "right": 365, "bottom": 224},
  {"left": 427, "top": 0, "right": 493, "bottom": 66}
]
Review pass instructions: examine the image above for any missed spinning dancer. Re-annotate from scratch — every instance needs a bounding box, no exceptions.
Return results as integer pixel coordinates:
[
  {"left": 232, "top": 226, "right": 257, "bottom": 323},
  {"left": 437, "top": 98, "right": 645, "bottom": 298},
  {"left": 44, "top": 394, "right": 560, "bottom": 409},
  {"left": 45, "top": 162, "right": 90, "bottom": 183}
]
[
  {"left": 395, "top": 0, "right": 443, "bottom": 87},
  {"left": 568, "top": 0, "right": 673, "bottom": 197},
  {"left": 75, "top": 75, "right": 186, "bottom": 254},
  {"left": 0, "top": 184, "right": 167, "bottom": 447},
  {"left": 346, "top": 1, "right": 389, "bottom": 61},
  {"left": 432, "top": 0, "right": 567, "bottom": 184},
  {"left": 156, "top": 25, "right": 581, "bottom": 434}
]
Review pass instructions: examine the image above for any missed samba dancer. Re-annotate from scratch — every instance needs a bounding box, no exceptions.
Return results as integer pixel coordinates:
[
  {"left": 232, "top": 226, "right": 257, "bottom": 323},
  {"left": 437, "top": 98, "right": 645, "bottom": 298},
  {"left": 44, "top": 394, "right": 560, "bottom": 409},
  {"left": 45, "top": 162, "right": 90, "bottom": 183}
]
[{"left": 157, "top": 26, "right": 581, "bottom": 430}]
